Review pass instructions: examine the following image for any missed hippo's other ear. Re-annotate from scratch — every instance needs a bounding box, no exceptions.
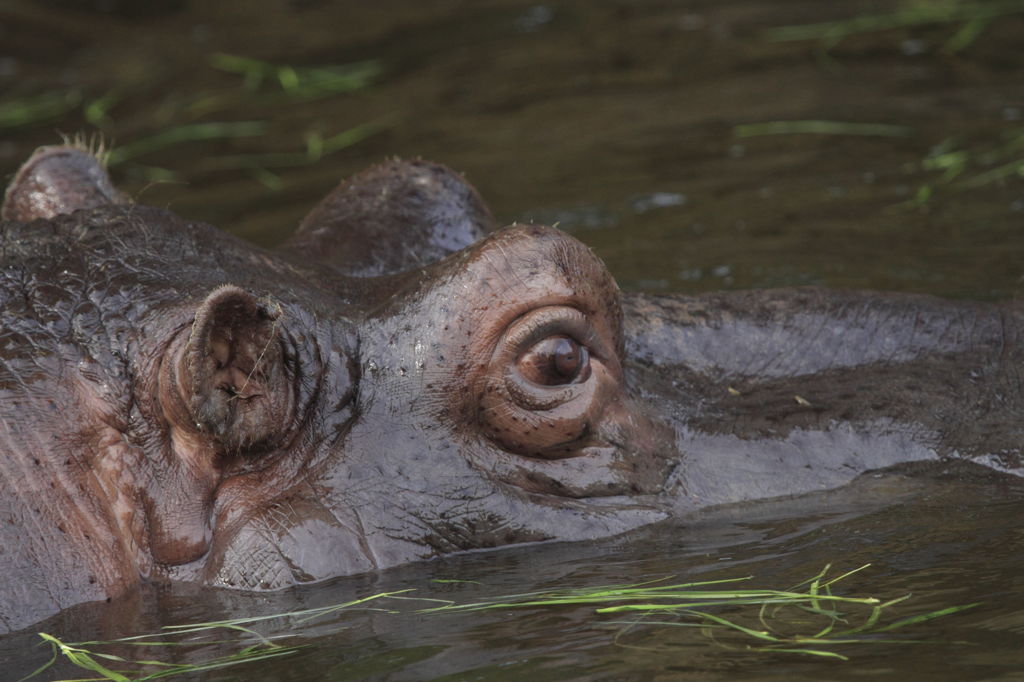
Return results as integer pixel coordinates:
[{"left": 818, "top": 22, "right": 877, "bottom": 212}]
[
  {"left": 183, "top": 285, "right": 292, "bottom": 452},
  {"left": 281, "top": 159, "right": 496, "bottom": 276}
]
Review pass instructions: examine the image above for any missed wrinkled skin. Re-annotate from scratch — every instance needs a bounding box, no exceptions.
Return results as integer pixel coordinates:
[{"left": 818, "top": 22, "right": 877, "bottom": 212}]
[{"left": 1, "top": 145, "right": 1021, "bottom": 633}]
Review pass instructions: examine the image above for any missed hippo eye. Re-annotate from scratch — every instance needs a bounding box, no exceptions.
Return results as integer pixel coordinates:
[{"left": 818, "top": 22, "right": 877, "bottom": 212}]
[
  {"left": 516, "top": 335, "right": 591, "bottom": 386},
  {"left": 479, "top": 306, "right": 601, "bottom": 414},
  {"left": 477, "top": 304, "right": 622, "bottom": 458}
]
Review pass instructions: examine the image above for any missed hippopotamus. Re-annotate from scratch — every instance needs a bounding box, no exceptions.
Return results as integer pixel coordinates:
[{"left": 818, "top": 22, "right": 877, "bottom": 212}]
[{"left": 1, "top": 145, "right": 1021, "bottom": 634}]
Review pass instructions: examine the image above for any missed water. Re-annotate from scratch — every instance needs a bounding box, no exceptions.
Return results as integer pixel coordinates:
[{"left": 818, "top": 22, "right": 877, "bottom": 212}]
[
  {"left": 2, "top": 0, "right": 1024, "bottom": 678},
  {"left": 5, "top": 471, "right": 1024, "bottom": 679}
]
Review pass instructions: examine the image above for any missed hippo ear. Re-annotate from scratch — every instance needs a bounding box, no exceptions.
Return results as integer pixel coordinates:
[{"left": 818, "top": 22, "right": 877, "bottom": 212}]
[
  {"left": 182, "top": 285, "right": 291, "bottom": 452},
  {"left": 280, "top": 159, "right": 496, "bottom": 276},
  {"left": 2, "top": 144, "right": 126, "bottom": 222}
]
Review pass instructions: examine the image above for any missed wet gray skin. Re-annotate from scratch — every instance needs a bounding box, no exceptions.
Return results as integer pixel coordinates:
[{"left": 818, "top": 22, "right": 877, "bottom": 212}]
[{"left": 1, "top": 145, "right": 1021, "bottom": 634}]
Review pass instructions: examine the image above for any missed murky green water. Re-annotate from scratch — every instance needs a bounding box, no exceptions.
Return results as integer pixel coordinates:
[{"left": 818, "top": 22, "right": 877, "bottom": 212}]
[{"left": 2, "top": 0, "right": 1024, "bottom": 679}]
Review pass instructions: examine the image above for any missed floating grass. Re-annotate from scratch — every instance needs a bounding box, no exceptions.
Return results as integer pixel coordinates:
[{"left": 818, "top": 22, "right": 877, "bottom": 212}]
[
  {"left": 194, "top": 120, "right": 389, "bottom": 190},
  {"left": 0, "top": 54, "right": 379, "bottom": 190},
  {"left": 24, "top": 566, "right": 978, "bottom": 679},
  {"left": 735, "top": 120, "right": 911, "bottom": 138},
  {"left": 24, "top": 632, "right": 303, "bottom": 682},
  {"left": 766, "top": 0, "right": 1024, "bottom": 52},
  {"left": 0, "top": 90, "right": 82, "bottom": 131},
  {"left": 23, "top": 590, "right": 415, "bottom": 682},
  {"left": 959, "top": 156, "right": 1024, "bottom": 187},
  {"left": 734, "top": 119, "right": 1023, "bottom": 205},
  {"left": 210, "top": 53, "right": 381, "bottom": 99},
  {"left": 104, "top": 117, "right": 385, "bottom": 181},
  {"left": 84, "top": 90, "right": 124, "bottom": 130},
  {"left": 105, "top": 121, "right": 269, "bottom": 166},
  {"left": 200, "top": 120, "right": 388, "bottom": 172},
  {"left": 907, "top": 128, "right": 1024, "bottom": 205},
  {"left": 423, "top": 564, "right": 979, "bottom": 661}
]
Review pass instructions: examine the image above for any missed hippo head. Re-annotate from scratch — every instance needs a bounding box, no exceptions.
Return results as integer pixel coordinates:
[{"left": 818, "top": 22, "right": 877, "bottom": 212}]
[
  {"left": 198, "top": 211, "right": 677, "bottom": 589},
  {"left": 0, "top": 146, "right": 676, "bottom": 602},
  {"left": 8, "top": 144, "right": 1009, "bottom": 626}
]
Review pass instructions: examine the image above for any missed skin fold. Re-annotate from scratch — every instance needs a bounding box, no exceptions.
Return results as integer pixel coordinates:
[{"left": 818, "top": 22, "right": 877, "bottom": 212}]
[{"left": 0, "top": 144, "right": 1020, "bottom": 633}]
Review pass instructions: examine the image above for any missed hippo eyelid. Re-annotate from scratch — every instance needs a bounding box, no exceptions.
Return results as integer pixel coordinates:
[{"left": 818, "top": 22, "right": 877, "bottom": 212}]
[
  {"left": 504, "top": 373, "right": 582, "bottom": 410},
  {"left": 500, "top": 305, "right": 605, "bottom": 362}
]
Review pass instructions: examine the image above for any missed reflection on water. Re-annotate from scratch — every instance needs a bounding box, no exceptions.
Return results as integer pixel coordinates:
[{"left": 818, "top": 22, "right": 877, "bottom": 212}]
[{"left": 2, "top": 0, "right": 1024, "bottom": 678}]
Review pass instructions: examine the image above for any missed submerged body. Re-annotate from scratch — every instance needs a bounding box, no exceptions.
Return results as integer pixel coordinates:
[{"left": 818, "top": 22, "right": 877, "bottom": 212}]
[{"left": 0, "top": 146, "right": 1020, "bottom": 633}]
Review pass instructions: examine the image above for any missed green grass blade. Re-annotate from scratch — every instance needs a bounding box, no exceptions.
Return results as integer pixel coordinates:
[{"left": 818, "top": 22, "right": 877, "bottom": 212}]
[
  {"left": 0, "top": 90, "right": 82, "bottom": 130},
  {"left": 765, "top": 0, "right": 1024, "bottom": 46},
  {"left": 820, "top": 563, "right": 872, "bottom": 589},
  {"left": 945, "top": 13, "right": 995, "bottom": 51},
  {"left": 685, "top": 610, "right": 780, "bottom": 642},
  {"left": 37, "top": 633, "right": 131, "bottom": 682},
  {"left": 764, "top": 647, "right": 850, "bottom": 660},
  {"left": 16, "top": 641, "right": 59, "bottom": 682},
  {"left": 209, "top": 53, "right": 380, "bottom": 98},
  {"left": 84, "top": 90, "right": 122, "bottom": 128},
  {"left": 872, "top": 602, "right": 981, "bottom": 633},
  {"left": 963, "top": 158, "right": 1024, "bottom": 187},
  {"left": 106, "top": 121, "right": 268, "bottom": 165}
]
